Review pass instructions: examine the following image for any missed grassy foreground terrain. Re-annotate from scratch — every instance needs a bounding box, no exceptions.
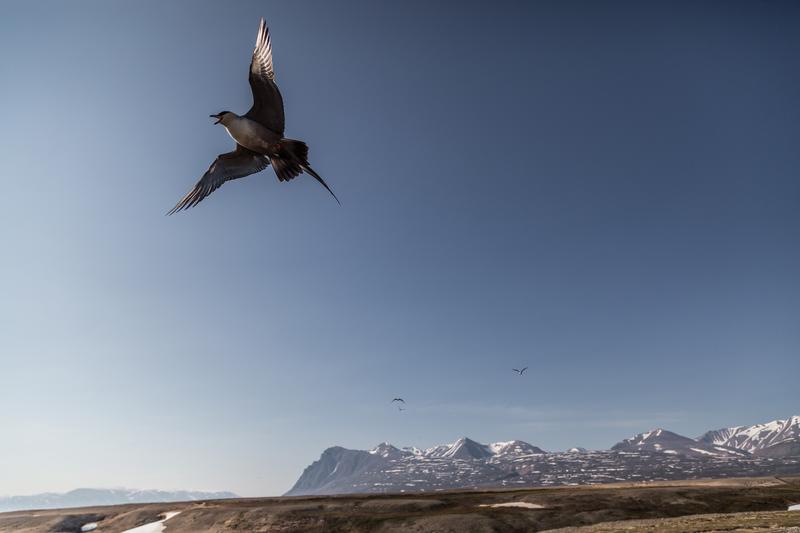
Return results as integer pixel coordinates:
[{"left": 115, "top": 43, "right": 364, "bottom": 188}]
[{"left": 2, "top": 476, "right": 799, "bottom": 533}]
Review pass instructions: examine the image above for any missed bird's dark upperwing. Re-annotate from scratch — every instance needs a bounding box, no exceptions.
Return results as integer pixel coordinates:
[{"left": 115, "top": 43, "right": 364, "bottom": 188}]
[
  {"left": 168, "top": 145, "right": 270, "bottom": 214},
  {"left": 244, "top": 18, "right": 285, "bottom": 135}
]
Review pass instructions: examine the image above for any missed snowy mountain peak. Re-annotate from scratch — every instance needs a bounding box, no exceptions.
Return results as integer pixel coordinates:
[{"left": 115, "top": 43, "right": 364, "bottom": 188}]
[
  {"left": 640, "top": 428, "right": 665, "bottom": 441},
  {"left": 698, "top": 415, "right": 800, "bottom": 457},
  {"left": 369, "top": 442, "right": 406, "bottom": 458},
  {"left": 423, "top": 438, "right": 544, "bottom": 460},
  {"left": 439, "top": 437, "right": 493, "bottom": 460},
  {"left": 618, "top": 428, "right": 678, "bottom": 447},
  {"left": 612, "top": 428, "right": 746, "bottom": 459},
  {"left": 489, "top": 440, "right": 545, "bottom": 456}
]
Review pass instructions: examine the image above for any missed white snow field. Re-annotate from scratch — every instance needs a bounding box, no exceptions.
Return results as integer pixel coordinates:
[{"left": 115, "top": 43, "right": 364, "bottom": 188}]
[
  {"left": 120, "top": 511, "right": 181, "bottom": 533},
  {"left": 479, "top": 502, "right": 545, "bottom": 509}
]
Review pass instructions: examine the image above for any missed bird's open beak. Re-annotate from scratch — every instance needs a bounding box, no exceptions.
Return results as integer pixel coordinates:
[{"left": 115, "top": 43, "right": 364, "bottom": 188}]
[{"left": 210, "top": 114, "right": 222, "bottom": 124}]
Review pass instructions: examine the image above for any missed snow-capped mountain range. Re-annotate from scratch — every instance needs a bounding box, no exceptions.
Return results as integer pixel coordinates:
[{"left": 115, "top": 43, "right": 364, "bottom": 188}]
[
  {"left": 611, "top": 428, "right": 748, "bottom": 459},
  {"left": 286, "top": 415, "right": 800, "bottom": 496},
  {"left": 365, "top": 438, "right": 546, "bottom": 462},
  {"left": 0, "top": 488, "right": 237, "bottom": 513},
  {"left": 698, "top": 416, "right": 800, "bottom": 457}
]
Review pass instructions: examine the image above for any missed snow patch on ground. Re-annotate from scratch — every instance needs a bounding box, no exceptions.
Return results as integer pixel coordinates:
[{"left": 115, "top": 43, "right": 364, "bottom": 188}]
[
  {"left": 479, "top": 502, "right": 545, "bottom": 509},
  {"left": 121, "top": 511, "right": 181, "bottom": 533},
  {"left": 689, "top": 448, "right": 716, "bottom": 456},
  {"left": 80, "top": 524, "right": 98, "bottom": 532},
  {"left": 789, "top": 503, "right": 800, "bottom": 511}
]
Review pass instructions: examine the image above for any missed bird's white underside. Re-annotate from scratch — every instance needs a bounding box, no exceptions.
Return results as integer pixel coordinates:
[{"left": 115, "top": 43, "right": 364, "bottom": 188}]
[{"left": 224, "top": 116, "right": 272, "bottom": 153}]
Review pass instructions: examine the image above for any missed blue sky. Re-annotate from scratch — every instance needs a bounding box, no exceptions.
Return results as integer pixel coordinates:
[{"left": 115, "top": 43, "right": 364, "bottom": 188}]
[{"left": 1, "top": 0, "right": 798, "bottom": 496}]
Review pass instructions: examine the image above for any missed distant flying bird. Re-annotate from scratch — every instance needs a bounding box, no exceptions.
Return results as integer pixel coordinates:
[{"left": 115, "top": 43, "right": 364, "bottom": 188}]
[
  {"left": 391, "top": 398, "right": 405, "bottom": 403},
  {"left": 512, "top": 367, "right": 528, "bottom": 376},
  {"left": 168, "top": 18, "right": 338, "bottom": 214}
]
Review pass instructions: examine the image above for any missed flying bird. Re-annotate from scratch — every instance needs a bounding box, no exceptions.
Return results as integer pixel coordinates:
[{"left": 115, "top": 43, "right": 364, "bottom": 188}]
[
  {"left": 391, "top": 398, "right": 405, "bottom": 403},
  {"left": 512, "top": 367, "right": 528, "bottom": 376},
  {"left": 168, "top": 18, "right": 338, "bottom": 214}
]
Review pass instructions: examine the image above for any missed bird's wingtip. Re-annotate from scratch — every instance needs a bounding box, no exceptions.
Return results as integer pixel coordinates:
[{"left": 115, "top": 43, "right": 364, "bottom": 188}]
[{"left": 255, "top": 18, "right": 267, "bottom": 46}]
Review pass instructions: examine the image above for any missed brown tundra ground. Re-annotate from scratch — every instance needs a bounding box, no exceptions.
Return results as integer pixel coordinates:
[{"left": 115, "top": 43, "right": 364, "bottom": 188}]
[{"left": 2, "top": 476, "right": 800, "bottom": 533}]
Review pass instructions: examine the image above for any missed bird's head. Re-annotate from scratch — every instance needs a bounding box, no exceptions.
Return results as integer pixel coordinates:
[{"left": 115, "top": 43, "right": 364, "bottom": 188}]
[{"left": 210, "top": 111, "right": 234, "bottom": 125}]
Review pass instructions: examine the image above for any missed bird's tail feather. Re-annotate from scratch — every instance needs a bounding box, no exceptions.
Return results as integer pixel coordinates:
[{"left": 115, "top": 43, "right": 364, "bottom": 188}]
[{"left": 272, "top": 139, "right": 340, "bottom": 204}]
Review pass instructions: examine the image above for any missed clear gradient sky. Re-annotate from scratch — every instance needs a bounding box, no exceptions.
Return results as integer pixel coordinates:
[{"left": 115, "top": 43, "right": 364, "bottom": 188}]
[{"left": 1, "top": 0, "right": 798, "bottom": 497}]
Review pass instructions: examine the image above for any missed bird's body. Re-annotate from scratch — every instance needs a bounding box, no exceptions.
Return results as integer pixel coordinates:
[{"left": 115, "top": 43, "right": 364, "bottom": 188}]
[
  {"left": 169, "top": 18, "right": 338, "bottom": 214},
  {"left": 513, "top": 367, "right": 528, "bottom": 376},
  {"left": 219, "top": 113, "right": 281, "bottom": 153}
]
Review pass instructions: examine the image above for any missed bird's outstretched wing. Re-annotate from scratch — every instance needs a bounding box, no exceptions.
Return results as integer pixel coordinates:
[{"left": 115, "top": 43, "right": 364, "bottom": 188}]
[
  {"left": 168, "top": 145, "right": 270, "bottom": 214},
  {"left": 521, "top": 367, "right": 528, "bottom": 374},
  {"left": 244, "top": 18, "right": 285, "bottom": 135}
]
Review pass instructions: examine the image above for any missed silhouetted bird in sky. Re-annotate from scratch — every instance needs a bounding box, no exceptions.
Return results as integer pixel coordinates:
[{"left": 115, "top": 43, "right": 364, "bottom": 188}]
[
  {"left": 391, "top": 398, "right": 405, "bottom": 403},
  {"left": 512, "top": 367, "right": 528, "bottom": 376},
  {"left": 168, "top": 18, "right": 338, "bottom": 214}
]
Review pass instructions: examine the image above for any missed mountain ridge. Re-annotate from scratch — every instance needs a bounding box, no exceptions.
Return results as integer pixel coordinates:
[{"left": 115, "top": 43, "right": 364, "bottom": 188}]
[
  {"left": 611, "top": 428, "right": 747, "bottom": 459},
  {"left": 286, "top": 415, "right": 800, "bottom": 496},
  {"left": 698, "top": 416, "right": 800, "bottom": 457},
  {"left": 0, "top": 488, "right": 237, "bottom": 513}
]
